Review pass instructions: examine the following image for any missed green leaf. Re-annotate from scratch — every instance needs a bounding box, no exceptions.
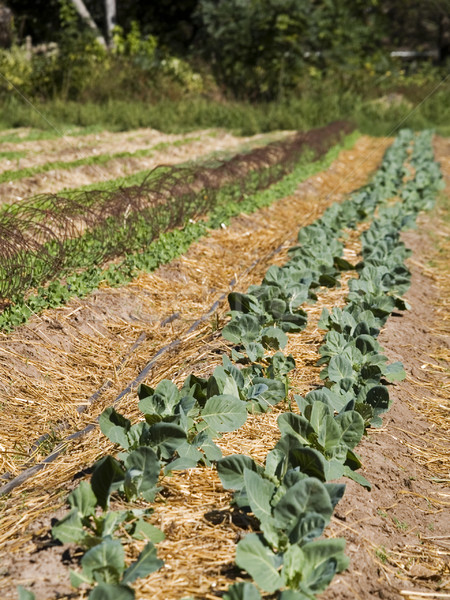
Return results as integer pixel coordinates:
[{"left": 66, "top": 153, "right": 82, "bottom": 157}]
[
  {"left": 223, "top": 582, "right": 262, "bottom": 600},
  {"left": 99, "top": 407, "right": 131, "bottom": 450},
  {"left": 334, "top": 411, "right": 365, "bottom": 450},
  {"left": 175, "top": 440, "right": 203, "bottom": 463},
  {"left": 288, "top": 447, "right": 327, "bottom": 481},
  {"left": 131, "top": 520, "right": 165, "bottom": 543},
  {"left": 70, "top": 568, "right": 94, "bottom": 587},
  {"left": 236, "top": 534, "right": 283, "bottom": 593},
  {"left": 273, "top": 477, "right": 333, "bottom": 542},
  {"left": 222, "top": 314, "right": 262, "bottom": 345},
  {"left": 68, "top": 480, "right": 98, "bottom": 517},
  {"left": 297, "top": 388, "right": 348, "bottom": 413},
  {"left": 199, "top": 435, "right": 223, "bottom": 462},
  {"left": 319, "top": 417, "right": 343, "bottom": 456},
  {"left": 355, "top": 334, "right": 379, "bottom": 354},
  {"left": 147, "top": 423, "right": 187, "bottom": 459},
  {"left": 98, "top": 511, "right": 128, "bottom": 539},
  {"left": 383, "top": 361, "right": 406, "bottom": 382},
  {"left": 80, "top": 539, "right": 125, "bottom": 585},
  {"left": 327, "top": 355, "right": 354, "bottom": 382},
  {"left": 302, "top": 538, "right": 349, "bottom": 591},
  {"left": 274, "top": 437, "right": 326, "bottom": 481},
  {"left": 323, "top": 459, "right": 345, "bottom": 481},
  {"left": 124, "top": 447, "right": 160, "bottom": 502},
  {"left": 91, "top": 456, "right": 125, "bottom": 510},
  {"left": 281, "top": 543, "right": 305, "bottom": 588},
  {"left": 323, "top": 483, "right": 346, "bottom": 509},
  {"left": 228, "top": 292, "right": 262, "bottom": 314},
  {"left": 163, "top": 456, "right": 198, "bottom": 473},
  {"left": 207, "top": 366, "right": 229, "bottom": 397},
  {"left": 277, "top": 413, "right": 314, "bottom": 445},
  {"left": 279, "top": 591, "right": 315, "bottom": 600},
  {"left": 366, "top": 385, "right": 390, "bottom": 414},
  {"left": 343, "top": 465, "right": 372, "bottom": 489},
  {"left": 89, "top": 583, "right": 135, "bottom": 600},
  {"left": 17, "top": 586, "right": 36, "bottom": 600},
  {"left": 261, "top": 326, "right": 288, "bottom": 350},
  {"left": 278, "top": 311, "right": 308, "bottom": 333},
  {"left": 267, "top": 352, "right": 296, "bottom": 378},
  {"left": 52, "top": 509, "right": 85, "bottom": 544},
  {"left": 201, "top": 395, "right": 247, "bottom": 433},
  {"left": 251, "top": 377, "right": 286, "bottom": 408},
  {"left": 305, "top": 402, "right": 331, "bottom": 435},
  {"left": 122, "top": 541, "right": 163, "bottom": 584},
  {"left": 243, "top": 342, "right": 266, "bottom": 362},
  {"left": 217, "top": 455, "right": 261, "bottom": 490},
  {"left": 138, "top": 380, "right": 180, "bottom": 417},
  {"left": 244, "top": 469, "right": 275, "bottom": 524}
]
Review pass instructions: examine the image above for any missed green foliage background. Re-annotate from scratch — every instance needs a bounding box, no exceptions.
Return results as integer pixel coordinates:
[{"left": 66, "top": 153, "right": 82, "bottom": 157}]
[{"left": 0, "top": 0, "right": 449, "bottom": 133}]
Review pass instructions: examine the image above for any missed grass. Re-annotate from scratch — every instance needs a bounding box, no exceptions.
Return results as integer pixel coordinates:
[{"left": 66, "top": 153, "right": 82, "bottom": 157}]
[
  {"left": 0, "top": 79, "right": 449, "bottom": 138},
  {"left": 0, "top": 124, "right": 106, "bottom": 143},
  {"left": 392, "top": 516, "right": 409, "bottom": 532},
  {"left": 375, "top": 546, "right": 389, "bottom": 564},
  {"left": 0, "top": 150, "right": 27, "bottom": 160}
]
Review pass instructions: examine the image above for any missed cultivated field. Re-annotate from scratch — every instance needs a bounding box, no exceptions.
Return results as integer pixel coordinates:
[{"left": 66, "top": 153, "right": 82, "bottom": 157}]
[{"left": 0, "top": 124, "right": 448, "bottom": 600}]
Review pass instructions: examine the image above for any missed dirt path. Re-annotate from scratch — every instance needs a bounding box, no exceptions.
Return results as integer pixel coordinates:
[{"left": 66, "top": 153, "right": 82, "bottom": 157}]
[{"left": 0, "top": 128, "right": 290, "bottom": 201}]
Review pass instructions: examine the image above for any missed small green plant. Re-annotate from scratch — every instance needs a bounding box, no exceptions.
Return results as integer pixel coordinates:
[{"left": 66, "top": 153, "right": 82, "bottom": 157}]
[
  {"left": 375, "top": 546, "right": 389, "bottom": 564},
  {"left": 392, "top": 517, "right": 409, "bottom": 532}
]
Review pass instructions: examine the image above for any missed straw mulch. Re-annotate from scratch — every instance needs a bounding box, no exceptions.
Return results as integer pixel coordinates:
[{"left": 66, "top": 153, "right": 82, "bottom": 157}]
[
  {"left": 131, "top": 227, "right": 365, "bottom": 600},
  {"left": 0, "top": 128, "right": 291, "bottom": 202},
  {"left": 0, "top": 135, "right": 392, "bottom": 599}
]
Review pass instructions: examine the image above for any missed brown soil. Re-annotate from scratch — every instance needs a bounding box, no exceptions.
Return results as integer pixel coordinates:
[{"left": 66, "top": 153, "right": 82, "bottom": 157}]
[
  {"left": 0, "top": 134, "right": 448, "bottom": 600},
  {"left": 0, "top": 128, "right": 291, "bottom": 201}
]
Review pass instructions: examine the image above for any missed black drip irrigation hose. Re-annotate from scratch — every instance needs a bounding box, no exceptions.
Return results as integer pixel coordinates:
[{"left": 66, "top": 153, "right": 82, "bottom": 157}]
[{"left": 0, "top": 238, "right": 291, "bottom": 497}]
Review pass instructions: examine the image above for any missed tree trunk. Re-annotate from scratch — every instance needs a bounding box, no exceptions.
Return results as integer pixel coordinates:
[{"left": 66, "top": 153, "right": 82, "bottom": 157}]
[
  {"left": 105, "top": 0, "right": 117, "bottom": 46},
  {"left": 0, "top": 3, "right": 12, "bottom": 48},
  {"left": 68, "top": 0, "right": 107, "bottom": 47}
]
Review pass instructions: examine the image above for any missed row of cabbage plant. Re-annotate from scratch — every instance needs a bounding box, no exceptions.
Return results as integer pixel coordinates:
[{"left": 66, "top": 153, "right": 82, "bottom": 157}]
[{"left": 217, "top": 129, "right": 443, "bottom": 600}]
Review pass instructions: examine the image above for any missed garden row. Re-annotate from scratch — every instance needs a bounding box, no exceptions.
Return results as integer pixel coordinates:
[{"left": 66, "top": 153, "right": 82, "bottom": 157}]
[
  {"left": 0, "top": 121, "right": 352, "bottom": 332},
  {"left": 40, "top": 129, "right": 443, "bottom": 600},
  {"left": 0, "top": 135, "right": 202, "bottom": 185}
]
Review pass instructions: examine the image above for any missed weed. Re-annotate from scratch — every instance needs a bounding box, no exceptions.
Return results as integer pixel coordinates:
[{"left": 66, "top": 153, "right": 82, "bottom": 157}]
[
  {"left": 392, "top": 516, "right": 409, "bottom": 531},
  {"left": 375, "top": 546, "right": 389, "bottom": 564}
]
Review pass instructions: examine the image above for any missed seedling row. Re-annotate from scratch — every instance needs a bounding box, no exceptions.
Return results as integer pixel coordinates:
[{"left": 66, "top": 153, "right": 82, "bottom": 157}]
[{"left": 0, "top": 122, "right": 352, "bottom": 332}]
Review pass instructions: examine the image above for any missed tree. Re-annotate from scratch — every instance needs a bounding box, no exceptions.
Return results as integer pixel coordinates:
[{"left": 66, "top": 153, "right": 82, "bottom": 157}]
[
  {"left": 380, "top": 0, "right": 450, "bottom": 62},
  {"left": 197, "top": 0, "right": 385, "bottom": 100},
  {"left": 104, "top": 0, "right": 116, "bottom": 45},
  {"left": 67, "top": 0, "right": 106, "bottom": 45}
]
